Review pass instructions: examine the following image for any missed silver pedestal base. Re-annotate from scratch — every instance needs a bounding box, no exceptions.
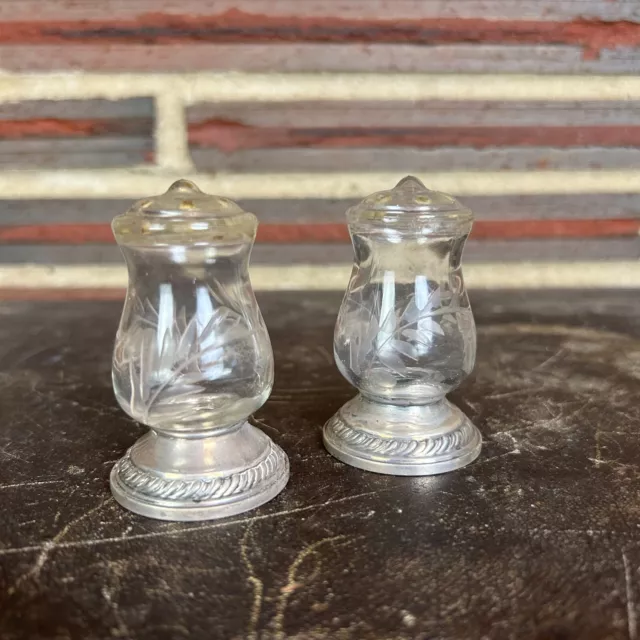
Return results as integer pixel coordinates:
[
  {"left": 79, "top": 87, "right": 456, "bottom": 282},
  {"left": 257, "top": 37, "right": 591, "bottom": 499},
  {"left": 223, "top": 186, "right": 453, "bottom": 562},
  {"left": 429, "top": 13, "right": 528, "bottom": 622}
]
[
  {"left": 110, "top": 422, "right": 289, "bottom": 521},
  {"left": 323, "top": 395, "right": 481, "bottom": 476}
]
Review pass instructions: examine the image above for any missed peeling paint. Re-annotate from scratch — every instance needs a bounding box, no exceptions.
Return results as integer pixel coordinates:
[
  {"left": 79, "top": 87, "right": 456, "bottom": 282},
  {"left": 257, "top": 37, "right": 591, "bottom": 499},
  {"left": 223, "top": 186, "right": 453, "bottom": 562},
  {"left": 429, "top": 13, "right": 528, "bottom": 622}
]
[{"left": 0, "top": 12, "right": 639, "bottom": 61}]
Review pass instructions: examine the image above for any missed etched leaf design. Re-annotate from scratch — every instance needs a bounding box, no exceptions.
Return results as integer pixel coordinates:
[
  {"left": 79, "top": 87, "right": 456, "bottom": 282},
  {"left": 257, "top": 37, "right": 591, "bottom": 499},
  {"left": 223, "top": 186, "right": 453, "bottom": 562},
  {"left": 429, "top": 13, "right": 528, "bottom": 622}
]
[
  {"left": 341, "top": 290, "right": 380, "bottom": 375},
  {"left": 343, "top": 282, "right": 455, "bottom": 380},
  {"left": 377, "top": 348, "right": 409, "bottom": 375},
  {"left": 390, "top": 340, "right": 418, "bottom": 361},
  {"left": 114, "top": 291, "right": 251, "bottom": 425}
]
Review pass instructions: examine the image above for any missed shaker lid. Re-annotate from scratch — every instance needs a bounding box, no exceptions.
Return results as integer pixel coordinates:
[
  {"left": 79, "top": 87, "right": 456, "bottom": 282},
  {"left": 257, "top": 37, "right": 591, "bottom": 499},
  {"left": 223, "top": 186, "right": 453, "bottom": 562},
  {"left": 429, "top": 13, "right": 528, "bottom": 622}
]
[
  {"left": 112, "top": 179, "right": 257, "bottom": 245},
  {"left": 347, "top": 176, "right": 473, "bottom": 231}
]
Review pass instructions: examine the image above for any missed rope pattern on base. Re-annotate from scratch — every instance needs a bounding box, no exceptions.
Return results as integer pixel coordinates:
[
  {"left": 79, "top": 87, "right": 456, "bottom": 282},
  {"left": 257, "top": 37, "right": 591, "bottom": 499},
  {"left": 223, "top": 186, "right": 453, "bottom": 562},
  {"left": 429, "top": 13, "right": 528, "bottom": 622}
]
[
  {"left": 114, "top": 444, "right": 287, "bottom": 502},
  {"left": 325, "top": 416, "right": 476, "bottom": 458}
]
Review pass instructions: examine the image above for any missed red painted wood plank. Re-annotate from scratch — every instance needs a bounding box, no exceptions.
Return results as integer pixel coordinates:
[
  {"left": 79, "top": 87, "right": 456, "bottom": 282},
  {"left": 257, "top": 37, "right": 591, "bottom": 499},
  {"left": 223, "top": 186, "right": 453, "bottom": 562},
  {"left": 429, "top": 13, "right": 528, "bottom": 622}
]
[
  {"left": 0, "top": 118, "right": 151, "bottom": 139},
  {"left": 0, "top": 220, "right": 637, "bottom": 245},
  {"left": 4, "top": 118, "right": 640, "bottom": 148},
  {"left": 189, "top": 121, "right": 640, "bottom": 152},
  {"left": 1, "top": 1, "right": 637, "bottom": 24},
  {"left": 473, "top": 219, "right": 640, "bottom": 239},
  {"left": 0, "top": 13, "right": 639, "bottom": 59}
]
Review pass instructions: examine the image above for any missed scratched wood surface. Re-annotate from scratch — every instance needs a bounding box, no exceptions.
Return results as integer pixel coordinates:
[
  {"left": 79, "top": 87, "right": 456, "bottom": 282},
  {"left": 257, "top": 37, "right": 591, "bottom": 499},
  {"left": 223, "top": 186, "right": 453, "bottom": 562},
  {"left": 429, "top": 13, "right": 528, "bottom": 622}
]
[
  {"left": 0, "top": 0, "right": 639, "bottom": 274},
  {"left": 0, "top": 289, "right": 640, "bottom": 639}
]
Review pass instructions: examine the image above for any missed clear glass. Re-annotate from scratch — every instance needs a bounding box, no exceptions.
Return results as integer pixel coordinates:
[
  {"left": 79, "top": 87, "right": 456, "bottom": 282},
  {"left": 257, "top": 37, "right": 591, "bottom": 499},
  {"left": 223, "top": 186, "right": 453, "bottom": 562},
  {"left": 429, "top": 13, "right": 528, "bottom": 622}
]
[
  {"left": 334, "top": 231, "right": 475, "bottom": 405},
  {"left": 108, "top": 180, "right": 287, "bottom": 521},
  {"left": 323, "top": 176, "right": 481, "bottom": 476},
  {"left": 112, "top": 242, "right": 273, "bottom": 433}
]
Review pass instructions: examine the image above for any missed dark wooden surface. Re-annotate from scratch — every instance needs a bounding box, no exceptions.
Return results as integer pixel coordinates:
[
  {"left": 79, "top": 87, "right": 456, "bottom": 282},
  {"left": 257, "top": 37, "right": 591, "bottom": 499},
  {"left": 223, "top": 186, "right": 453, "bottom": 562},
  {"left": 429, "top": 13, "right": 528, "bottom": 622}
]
[{"left": 1, "top": 290, "right": 640, "bottom": 639}]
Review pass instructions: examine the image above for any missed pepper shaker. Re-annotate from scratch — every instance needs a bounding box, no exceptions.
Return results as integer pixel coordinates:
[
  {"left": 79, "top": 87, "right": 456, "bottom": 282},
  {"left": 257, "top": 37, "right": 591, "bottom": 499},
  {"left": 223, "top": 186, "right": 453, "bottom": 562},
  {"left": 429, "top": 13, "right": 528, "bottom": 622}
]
[
  {"left": 323, "top": 176, "right": 481, "bottom": 475},
  {"left": 110, "top": 180, "right": 288, "bottom": 520}
]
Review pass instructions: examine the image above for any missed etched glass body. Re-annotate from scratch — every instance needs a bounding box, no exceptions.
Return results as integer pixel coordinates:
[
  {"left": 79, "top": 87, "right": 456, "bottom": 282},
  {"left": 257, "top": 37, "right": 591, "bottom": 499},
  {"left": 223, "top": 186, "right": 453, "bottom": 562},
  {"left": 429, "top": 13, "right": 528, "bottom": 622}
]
[
  {"left": 112, "top": 243, "right": 273, "bottom": 433},
  {"left": 334, "top": 229, "right": 475, "bottom": 405},
  {"left": 323, "top": 177, "right": 482, "bottom": 475},
  {"left": 109, "top": 180, "right": 288, "bottom": 521}
]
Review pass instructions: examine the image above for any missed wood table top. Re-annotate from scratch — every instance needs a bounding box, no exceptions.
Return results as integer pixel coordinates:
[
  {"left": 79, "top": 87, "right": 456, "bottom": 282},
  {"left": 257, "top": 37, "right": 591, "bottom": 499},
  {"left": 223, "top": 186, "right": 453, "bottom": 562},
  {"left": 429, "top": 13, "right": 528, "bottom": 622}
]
[{"left": 0, "top": 289, "right": 639, "bottom": 640}]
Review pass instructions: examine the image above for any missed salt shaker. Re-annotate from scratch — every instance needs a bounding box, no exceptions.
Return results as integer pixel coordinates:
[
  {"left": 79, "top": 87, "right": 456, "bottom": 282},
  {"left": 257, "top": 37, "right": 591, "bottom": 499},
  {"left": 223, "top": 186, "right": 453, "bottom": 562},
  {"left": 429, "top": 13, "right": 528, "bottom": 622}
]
[
  {"left": 110, "top": 180, "right": 288, "bottom": 520},
  {"left": 323, "top": 176, "right": 481, "bottom": 475}
]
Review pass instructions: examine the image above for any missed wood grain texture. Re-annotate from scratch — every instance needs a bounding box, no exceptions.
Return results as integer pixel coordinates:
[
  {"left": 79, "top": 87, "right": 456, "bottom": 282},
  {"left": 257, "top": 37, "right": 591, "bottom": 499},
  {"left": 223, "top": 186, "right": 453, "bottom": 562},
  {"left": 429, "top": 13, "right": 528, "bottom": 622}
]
[
  {"left": 0, "top": 2, "right": 636, "bottom": 272},
  {"left": 0, "top": 14, "right": 637, "bottom": 57},
  {"left": 1, "top": 239, "right": 638, "bottom": 267},
  {"left": 2, "top": 43, "right": 639, "bottom": 74},
  {"left": 0, "top": 101, "right": 152, "bottom": 167},
  {"left": 188, "top": 122, "right": 640, "bottom": 151},
  {"left": 0, "top": 139, "right": 152, "bottom": 169},
  {"left": 2, "top": 194, "right": 638, "bottom": 225},
  {"left": 3, "top": 290, "right": 640, "bottom": 638},
  {"left": 0, "top": 220, "right": 638, "bottom": 246},
  {"left": 0, "top": 99, "right": 152, "bottom": 120},
  {"left": 188, "top": 101, "right": 640, "bottom": 128},
  {"left": 190, "top": 148, "right": 640, "bottom": 173},
  {"left": 2, "top": 1, "right": 638, "bottom": 22},
  {"left": 2, "top": 1, "right": 640, "bottom": 22},
  {"left": 2, "top": 124, "right": 638, "bottom": 171},
  {"left": 0, "top": 1, "right": 638, "bottom": 73},
  {"left": 0, "top": 118, "right": 150, "bottom": 139}
]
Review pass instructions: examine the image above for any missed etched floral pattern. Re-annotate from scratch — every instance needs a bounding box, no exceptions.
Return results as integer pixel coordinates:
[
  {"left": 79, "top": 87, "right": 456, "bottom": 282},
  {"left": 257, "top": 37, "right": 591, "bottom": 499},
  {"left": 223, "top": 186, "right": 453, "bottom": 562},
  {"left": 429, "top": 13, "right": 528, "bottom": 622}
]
[
  {"left": 339, "top": 281, "right": 450, "bottom": 377},
  {"left": 113, "top": 283, "right": 253, "bottom": 426},
  {"left": 334, "top": 267, "right": 475, "bottom": 402}
]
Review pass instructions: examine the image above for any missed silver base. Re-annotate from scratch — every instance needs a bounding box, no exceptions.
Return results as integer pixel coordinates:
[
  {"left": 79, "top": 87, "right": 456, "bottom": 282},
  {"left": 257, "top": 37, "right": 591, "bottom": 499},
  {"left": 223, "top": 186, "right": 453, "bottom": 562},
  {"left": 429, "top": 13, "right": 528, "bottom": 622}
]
[
  {"left": 323, "top": 395, "right": 481, "bottom": 476},
  {"left": 110, "top": 422, "right": 289, "bottom": 521}
]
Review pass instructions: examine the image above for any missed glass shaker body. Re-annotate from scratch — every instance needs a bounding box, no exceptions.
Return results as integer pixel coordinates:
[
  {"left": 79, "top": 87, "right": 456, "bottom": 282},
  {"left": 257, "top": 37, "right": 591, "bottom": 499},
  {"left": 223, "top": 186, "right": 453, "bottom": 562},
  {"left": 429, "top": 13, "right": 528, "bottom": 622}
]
[
  {"left": 109, "top": 180, "right": 288, "bottom": 521},
  {"left": 113, "top": 242, "right": 273, "bottom": 433},
  {"left": 334, "top": 225, "right": 476, "bottom": 405},
  {"left": 324, "top": 177, "right": 481, "bottom": 475}
]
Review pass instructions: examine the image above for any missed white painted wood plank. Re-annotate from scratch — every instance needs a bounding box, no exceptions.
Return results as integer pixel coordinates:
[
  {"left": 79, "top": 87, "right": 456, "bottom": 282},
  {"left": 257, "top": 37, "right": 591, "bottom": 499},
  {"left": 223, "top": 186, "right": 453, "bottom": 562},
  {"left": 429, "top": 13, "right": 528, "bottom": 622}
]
[
  {"left": 1, "top": 73, "right": 640, "bottom": 103},
  {"left": 0, "top": 169, "right": 637, "bottom": 199},
  {"left": 1, "top": 262, "right": 638, "bottom": 290}
]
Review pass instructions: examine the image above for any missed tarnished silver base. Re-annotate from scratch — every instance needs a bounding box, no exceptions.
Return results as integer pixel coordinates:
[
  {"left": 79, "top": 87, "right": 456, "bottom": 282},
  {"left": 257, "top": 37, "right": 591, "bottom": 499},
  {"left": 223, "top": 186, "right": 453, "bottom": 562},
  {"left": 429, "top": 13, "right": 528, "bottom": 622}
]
[
  {"left": 110, "top": 422, "right": 289, "bottom": 521},
  {"left": 323, "top": 395, "right": 481, "bottom": 476}
]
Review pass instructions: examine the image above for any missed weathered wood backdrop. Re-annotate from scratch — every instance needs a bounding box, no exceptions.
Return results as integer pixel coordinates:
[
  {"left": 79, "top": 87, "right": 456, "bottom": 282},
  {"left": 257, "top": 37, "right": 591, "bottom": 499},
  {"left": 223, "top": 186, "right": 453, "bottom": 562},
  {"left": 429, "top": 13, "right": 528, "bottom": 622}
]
[{"left": 0, "top": 0, "right": 639, "bottom": 294}]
